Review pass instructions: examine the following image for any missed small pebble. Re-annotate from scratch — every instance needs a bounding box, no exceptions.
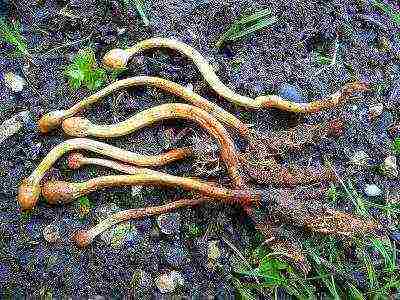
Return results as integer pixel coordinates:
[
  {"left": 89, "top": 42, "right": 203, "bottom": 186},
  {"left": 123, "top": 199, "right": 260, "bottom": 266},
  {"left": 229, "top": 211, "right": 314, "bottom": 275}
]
[
  {"left": 364, "top": 184, "right": 383, "bottom": 197},
  {"left": 157, "top": 212, "right": 181, "bottom": 235},
  {"left": 390, "top": 231, "right": 400, "bottom": 243},
  {"left": 350, "top": 150, "right": 370, "bottom": 167},
  {"left": 382, "top": 156, "right": 398, "bottom": 178},
  {"left": 162, "top": 241, "right": 189, "bottom": 268},
  {"left": 3, "top": 72, "right": 26, "bottom": 92},
  {"left": 131, "top": 186, "right": 143, "bottom": 197},
  {"left": 116, "top": 27, "right": 126, "bottom": 35},
  {"left": 99, "top": 222, "right": 135, "bottom": 248},
  {"left": 207, "top": 240, "right": 221, "bottom": 261},
  {"left": 43, "top": 224, "right": 60, "bottom": 243},
  {"left": 185, "top": 83, "right": 194, "bottom": 92},
  {"left": 0, "top": 111, "right": 31, "bottom": 145},
  {"left": 369, "top": 103, "right": 384, "bottom": 119},
  {"left": 95, "top": 203, "right": 120, "bottom": 222},
  {"left": 279, "top": 83, "right": 304, "bottom": 103},
  {"left": 155, "top": 271, "right": 185, "bottom": 294}
]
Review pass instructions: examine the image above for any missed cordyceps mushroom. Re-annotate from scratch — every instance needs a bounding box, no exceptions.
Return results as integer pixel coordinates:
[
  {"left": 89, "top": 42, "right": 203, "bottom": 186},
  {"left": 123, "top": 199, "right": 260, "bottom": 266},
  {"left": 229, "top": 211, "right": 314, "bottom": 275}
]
[
  {"left": 74, "top": 196, "right": 211, "bottom": 247},
  {"left": 37, "top": 76, "right": 251, "bottom": 138},
  {"left": 41, "top": 173, "right": 260, "bottom": 206},
  {"left": 62, "top": 103, "right": 245, "bottom": 187},
  {"left": 102, "top": 37, "right": 368, "bottom": 113},
  {"left": 17, "top": 138, "right": 192, "bottom": 211},
  {"left": 64, "top": 152, "right": 312, "bottom": 273}
]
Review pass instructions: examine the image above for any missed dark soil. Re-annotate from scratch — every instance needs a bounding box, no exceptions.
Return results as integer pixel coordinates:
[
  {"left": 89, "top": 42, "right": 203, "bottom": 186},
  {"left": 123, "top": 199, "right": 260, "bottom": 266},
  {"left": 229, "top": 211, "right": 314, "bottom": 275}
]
[{"left": 1, "top": 0, "right": 400, "bottom": 298}]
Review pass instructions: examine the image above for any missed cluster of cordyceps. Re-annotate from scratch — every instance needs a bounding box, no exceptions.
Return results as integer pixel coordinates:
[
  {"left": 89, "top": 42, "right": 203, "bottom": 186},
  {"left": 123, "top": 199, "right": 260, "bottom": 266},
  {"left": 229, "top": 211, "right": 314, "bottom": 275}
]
[{"left": 17, "top": 38, "right": 380, "bottom": 273}]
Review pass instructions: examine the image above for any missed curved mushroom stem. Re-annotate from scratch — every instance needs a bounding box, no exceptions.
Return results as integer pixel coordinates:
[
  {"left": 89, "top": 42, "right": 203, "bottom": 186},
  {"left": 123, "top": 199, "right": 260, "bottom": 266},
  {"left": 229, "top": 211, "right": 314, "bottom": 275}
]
[
  {"left": 256, "top": 81, "right": 369, "bottom": 113},
  {"left": 38, "top": 76, "right": 251, "bottom": 137},
  {"left": 102, "top": 38, "right": 256, "bottom": 108},
  {"left": 103, "top": 38, "right": 368, "bottom": 113},
  {"left": 62, "top": 103, "right": 245, "bottom": 187},
  {"left": 74, "top": 196, "right": 210, "bottom": 247},
  {"left": 17, "top": 138, "right": 192, "bottom": 211},
  {"left": 41, "top": 173, "right": 260, "bottom": 207}
]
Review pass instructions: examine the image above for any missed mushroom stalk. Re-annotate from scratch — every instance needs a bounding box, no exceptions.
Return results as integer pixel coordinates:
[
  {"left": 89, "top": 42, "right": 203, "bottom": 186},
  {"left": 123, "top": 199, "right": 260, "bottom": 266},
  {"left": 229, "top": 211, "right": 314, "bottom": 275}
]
[
  {"left": 74, "top": 196, "right": 209, "bottom": 247},
  {"left": 41, "top": 173, "right": 260, "bottom": 206},
  {"left": 103, "top": 37, "right": 368, "bottom": 113},
  {"left": 38, "top": 76, "right": 250, "bottom": 137},
  {"left": 62, "top": 103, "right": 245, "bottom": 187},
  {"left": 17, "top": 138, "right": 192, "bottom": 211}
]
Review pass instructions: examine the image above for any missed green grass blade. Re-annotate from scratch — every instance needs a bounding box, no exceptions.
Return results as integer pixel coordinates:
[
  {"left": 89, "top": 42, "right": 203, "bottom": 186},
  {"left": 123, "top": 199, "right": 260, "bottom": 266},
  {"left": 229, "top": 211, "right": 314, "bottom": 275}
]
[
  {"left": 371, "top": 238, "right": 396, "bottom": 273},
  {"left": 373, "top": 0, "right": 400, "bottom": 25},
  {"left": 215, "top": 10, "right": 278, "bottom": 48},
  {"left": 347, "top": 283, "right": 366, "bottom": 300},
  {"left": 235, "top": 8, "right": 272, "bottom": 25},
  {"left": 360, "top": 250, "right": 377, "bottom": 289},
  {"left": 134, "top": 0, "right": 150, "bottom": 26},
  {"left": 226, "top": 16, "right": 278, "bottom": 42},
  {"left": 0, "top": 17, "right": 29, "bottom": 56}
]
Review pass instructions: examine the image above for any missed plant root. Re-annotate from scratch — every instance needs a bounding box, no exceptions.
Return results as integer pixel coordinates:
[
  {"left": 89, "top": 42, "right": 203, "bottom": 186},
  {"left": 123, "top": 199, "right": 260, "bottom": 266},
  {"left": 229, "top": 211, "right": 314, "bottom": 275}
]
[
  {"left": 241, "top": 159, "right": 336, "bottom": 187},
  {"left": 267, "top": 187, "right": 381, "bottom": 237},
  {"left": 247, "top": 118, "right": 345, "bottom": 157}
]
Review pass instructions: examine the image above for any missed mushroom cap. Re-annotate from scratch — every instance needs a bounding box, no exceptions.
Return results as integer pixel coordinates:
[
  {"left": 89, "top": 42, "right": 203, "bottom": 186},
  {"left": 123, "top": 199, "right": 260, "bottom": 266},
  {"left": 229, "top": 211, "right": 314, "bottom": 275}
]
[
  {"left": 38, "top": 110, "right": 67, "bottom": 133},
  {"left": 73, "top": 230, "right": 91, "bottom": 247},
  {"left": 67, "top": 153, "right": 85, "bottom": 170},
  {"left": 102, "top": 48, "right": 130, "bottom": 70},
  {"left": 62, "top": 117, "right": 91, "bottom": 137},
  {"left": 42, "top": 181, "right": 78, "bottom": 204},
  {"left": 17, "top": 180, "right": 41, "bottom": 211}
]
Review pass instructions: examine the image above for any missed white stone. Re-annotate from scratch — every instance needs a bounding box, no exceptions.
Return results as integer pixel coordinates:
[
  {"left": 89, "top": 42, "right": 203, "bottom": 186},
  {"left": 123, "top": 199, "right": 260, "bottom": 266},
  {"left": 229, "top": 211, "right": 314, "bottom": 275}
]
[
  {"left": 350, "top": 150, "right": 370, "bottom": 166},
  {"left": 117, "top": 27, "right": 126, "bottom": 35},
  {"left": 4, "top": 72, "right": 26, "bottom": 92},
  {"left": 369, "top": 103, "right": 384, "bottom": 118},
  {"left": 131, "top": 185, "right": 143, "bottom": 197},
  {"left": 0, "top": 110, "right": 30, "bottom": 145},
  {"left": 185, "top": 83, "right": 194, "bottom": 92},
  {"left": 207, "top": 240, "right": 221, "bottom": 261},
  {"left": 43, "top": 224, "right": 60, "bottom": 243},
  {"left": 364, "top": 184, "right": 383, "bottom": 197},
  {"left": 156, "top": 271, "right": 185, "bottom": 294},
  {"left": 157, "top": 213, "right": 180, "bottom": 235},
  {"left": 383, "top": 156, "right": 398, "bottom": 178}
]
